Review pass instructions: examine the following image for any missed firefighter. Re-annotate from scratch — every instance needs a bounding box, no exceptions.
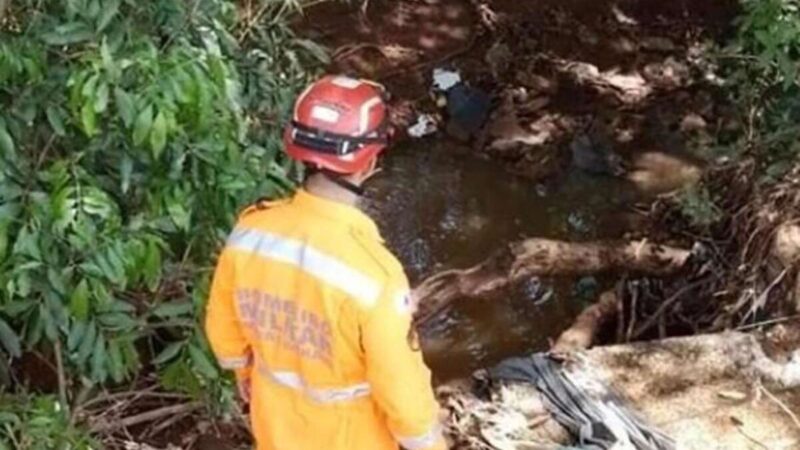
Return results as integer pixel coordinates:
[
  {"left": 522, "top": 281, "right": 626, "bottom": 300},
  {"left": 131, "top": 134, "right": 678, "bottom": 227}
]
[{"left": 205, "top": 75, "right": 447, "bottom": 450}]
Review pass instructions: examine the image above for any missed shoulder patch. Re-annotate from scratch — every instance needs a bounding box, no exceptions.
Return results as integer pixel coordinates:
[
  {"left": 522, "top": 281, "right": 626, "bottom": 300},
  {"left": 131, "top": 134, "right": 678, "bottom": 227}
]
[{"left": 237, "top": 196, "right": 290, "bottom": 219}]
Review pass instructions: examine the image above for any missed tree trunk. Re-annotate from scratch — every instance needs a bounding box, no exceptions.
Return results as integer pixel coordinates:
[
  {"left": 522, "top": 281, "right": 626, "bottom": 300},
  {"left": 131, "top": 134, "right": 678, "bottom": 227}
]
[{"left": 413, "top": 238, "right": 690, "bottom": 325}]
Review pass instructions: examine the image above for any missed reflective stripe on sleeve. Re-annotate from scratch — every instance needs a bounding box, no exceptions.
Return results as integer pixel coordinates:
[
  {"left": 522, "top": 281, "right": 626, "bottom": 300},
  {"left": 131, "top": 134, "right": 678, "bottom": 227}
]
[
  {"left": 395, "top": 424, "right": 444, "bottom": 450},
  {"left": 226, "top": 228, "right": 381, "bottom": 308},
  {"left": 217, "top": 356, "right": 250, "bottom": 370},
  {"left": 255, "top": 360, "right": 371, "bottom": 404}
]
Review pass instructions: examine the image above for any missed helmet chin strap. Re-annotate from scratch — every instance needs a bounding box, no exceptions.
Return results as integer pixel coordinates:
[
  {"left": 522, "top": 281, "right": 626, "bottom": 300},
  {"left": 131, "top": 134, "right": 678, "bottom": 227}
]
[{"left": 321, "top": 171, "right": 365, "bottom": 196}]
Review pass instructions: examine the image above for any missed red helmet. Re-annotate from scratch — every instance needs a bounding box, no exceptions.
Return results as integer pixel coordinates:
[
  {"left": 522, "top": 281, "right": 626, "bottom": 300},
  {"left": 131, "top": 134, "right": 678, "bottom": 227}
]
[{"left": 284, "top": 75, "right": 389, "bottom": 174}]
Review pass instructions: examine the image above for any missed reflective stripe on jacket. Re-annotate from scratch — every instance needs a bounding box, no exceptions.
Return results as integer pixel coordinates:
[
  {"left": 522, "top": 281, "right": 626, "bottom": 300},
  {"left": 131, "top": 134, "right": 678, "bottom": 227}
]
[{"left": 205, "top": 189, "right": 445, "bottom": 450}]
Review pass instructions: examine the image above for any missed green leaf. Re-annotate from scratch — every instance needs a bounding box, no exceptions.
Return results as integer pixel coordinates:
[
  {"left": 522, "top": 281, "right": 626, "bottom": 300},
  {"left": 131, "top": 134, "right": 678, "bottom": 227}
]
[
  {"left": 133, "top": 105, "right": 153, "bottom": 146},
  {"left": 106, "top": 299, "right": 135, "bottom": 313},
  {"left": 82, "top": 187, "right": 114, "bottom": 219},
  {"left": 76, "top": 321, "right": 97, "bottom": 365},
  {"left": 25, "top": 308, "right": 43, "bottom": 347},
  {"left": 0, "top": 317, "right": 21, "bottom": 358},
  {"left": 67, "top": 320, "right": 87, "bottom": 353},
  {"left": 41, "top": 304, "right": 57, "bottom": 341},
  {"left": 47, "top": 269, "right": 67, "bottom": 297},
  {"left": 94, "top": 82, "right": 110, "bottom": 113},
  {"left": 143, "top": 239, "right": 161, "bottom": 291},
  {"left": 97, "top": 0, "right": 121, "bottom": 32},
  {"left": 97, "top": 312, "right": 136, "bottom": 330},
  {"left": 45, "top": 106, "right": 67, "bottom": 137},
  {"left": 4, "top": 299, "right": 31, "bottom": 318},
  {"left": 42, "top": 22, "right": 94, "bottom": 46},
  {"left": 166, "top": 199, "right": 190, "bottom": 231},
  {"left": 188, "top": 344, "right": 218, "bottom": 379},
  {"left": 69, "top": 279, "right": 91, "bottom": 321},
  {"left": 107, "top": 338, "right": 124, "bottom": 383},
  {"left": 150, "top": 110, "right": 168, "bottom": 159},
  {"left": 101, "top": 38, "right": 114, "bottom": 71},
  {"left": 0, "top": 122, "right": 15, "bottom": 159},
  {"left": 293, "top": 38, "right": 331, "bottom": 65},
  {"left": 160, "top": 359, "right": 201, "bottom": 395},
  {"left": 90, "top": 334, "right": 107, "bottom": 382},
  {"left": 153, "top": 301, "right": 193, "bottom": 318},
  {"left": 152, "top": 341, "right": 184, "bottom": 365},
  {"left": 86, "top": 0, "right": 101, "bottom": 20},
  {"left": 0, "top": 221, "right": 8, "bottom": 262},
  {"left": 120, "top": 154, "right": 134, "bottom": 194},
  {"left": 0, "top": 412, "right": 20, "bottom": 425},
  {"left": 81, "top": 103, "right": 97, "bottom": 137},
  {"left": 114, "top": 88, "right": 135, "bottom": 128},
  {"left": 13, "top": 226, "right": 41, "bottom": 260}
]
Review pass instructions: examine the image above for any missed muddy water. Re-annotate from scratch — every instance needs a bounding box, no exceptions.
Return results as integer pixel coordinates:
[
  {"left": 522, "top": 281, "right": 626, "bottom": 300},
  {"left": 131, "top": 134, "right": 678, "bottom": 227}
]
[{"left": 363, "top": 141, "right": 639, "bottom": 380}]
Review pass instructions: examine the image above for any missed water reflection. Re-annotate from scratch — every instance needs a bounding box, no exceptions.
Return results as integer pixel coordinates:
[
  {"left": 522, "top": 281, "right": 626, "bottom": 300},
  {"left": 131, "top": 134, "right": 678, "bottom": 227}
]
[{"left": 362, "top": 141, "right": 635, "bottom": 379}]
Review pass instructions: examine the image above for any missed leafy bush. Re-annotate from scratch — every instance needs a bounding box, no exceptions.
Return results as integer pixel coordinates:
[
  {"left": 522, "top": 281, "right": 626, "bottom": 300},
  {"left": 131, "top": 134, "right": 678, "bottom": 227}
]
[
  {"left": 0, "top": 393, "right": 95, "bottom": 450},
  {"left": 0, "top": 0, "right": 325, "bottom": 419},
  {"left": 676, "top": 185, "right": 722, "bottom": 228},
  {"left": 719, "top": 0, "right": 800, "bottom": 179}
]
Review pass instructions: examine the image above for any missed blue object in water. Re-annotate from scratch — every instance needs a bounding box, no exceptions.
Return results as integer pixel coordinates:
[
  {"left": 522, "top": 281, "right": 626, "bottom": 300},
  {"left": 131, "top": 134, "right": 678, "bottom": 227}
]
[{"left": 446, "top": 83, "right": 491, "bottom": 136}]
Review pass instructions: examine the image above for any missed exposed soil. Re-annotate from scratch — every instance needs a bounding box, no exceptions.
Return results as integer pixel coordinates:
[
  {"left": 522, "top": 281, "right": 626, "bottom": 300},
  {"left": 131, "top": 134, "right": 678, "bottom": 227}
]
[{"left": 294, "top": 0, "right": 739, "bottom": 182}]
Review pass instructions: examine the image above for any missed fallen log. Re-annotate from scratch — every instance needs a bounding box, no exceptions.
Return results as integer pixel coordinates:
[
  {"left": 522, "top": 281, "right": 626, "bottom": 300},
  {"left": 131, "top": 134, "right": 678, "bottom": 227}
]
[
  {"left": 413, "top": 238, "right": 690, "bottom": 325},
  {"left": 551, "top": 289, "right": 619, "bottom": 354}
]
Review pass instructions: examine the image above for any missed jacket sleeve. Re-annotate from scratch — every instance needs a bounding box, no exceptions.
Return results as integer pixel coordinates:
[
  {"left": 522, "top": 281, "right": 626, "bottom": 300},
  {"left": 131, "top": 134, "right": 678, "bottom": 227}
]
[
  {"left": 361, "top": 275, "right": 446, "bottom": 450},
  {"left": 205, "top": 248, "right": 251, "bottom": 380}
]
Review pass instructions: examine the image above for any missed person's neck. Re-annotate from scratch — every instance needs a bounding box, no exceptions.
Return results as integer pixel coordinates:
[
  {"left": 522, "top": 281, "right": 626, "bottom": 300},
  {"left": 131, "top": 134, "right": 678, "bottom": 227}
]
[{"left": 304, "top": 173, "right": 360, "bottom": 207}]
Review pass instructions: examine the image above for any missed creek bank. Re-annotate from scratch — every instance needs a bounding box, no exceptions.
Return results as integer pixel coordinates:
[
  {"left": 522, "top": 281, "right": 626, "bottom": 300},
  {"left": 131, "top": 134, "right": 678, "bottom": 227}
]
[
  {"left": 439, "top": 327, "right": 800, "bottom": 450},
  {"left": 295, "top": 0, "right": 734, "bottom": 188}
]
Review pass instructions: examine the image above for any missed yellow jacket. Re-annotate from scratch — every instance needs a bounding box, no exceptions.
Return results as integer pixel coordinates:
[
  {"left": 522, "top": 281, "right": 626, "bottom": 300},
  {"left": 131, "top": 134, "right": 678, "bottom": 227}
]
[{"left": 205, "top": 189, "right": 445, "bottom": 450}]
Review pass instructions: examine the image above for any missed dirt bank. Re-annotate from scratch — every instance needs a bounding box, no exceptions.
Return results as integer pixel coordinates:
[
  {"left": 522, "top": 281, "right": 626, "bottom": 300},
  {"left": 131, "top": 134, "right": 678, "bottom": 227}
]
[
  {"left": 441, "top": 328, "right": 800, "bottom": 449},
  {"left": 294, "top": 0, "right": 739, "bottom": 183}
]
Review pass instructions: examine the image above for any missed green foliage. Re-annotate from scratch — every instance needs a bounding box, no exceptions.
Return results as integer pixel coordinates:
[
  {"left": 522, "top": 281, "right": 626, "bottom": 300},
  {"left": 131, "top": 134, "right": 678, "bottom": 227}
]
[
  {"left": 677, "top": 185, "right": 723, "bottom": 228},
  {"left": 0, "top": 0, "right": 325, "bottom": 422},
  {"left": 718, "top": 0, "right": 800, "bottom": 178},
  {"left": 0, "top": 393, "right": 97, "bottom": 449}
]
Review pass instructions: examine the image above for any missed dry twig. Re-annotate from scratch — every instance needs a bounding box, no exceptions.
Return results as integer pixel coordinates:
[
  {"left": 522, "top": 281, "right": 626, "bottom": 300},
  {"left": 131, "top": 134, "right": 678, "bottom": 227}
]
[
  {"left": 90, "top": 402, "right": 203, "bottom": 433},
  {"left": 759, "top": 384, "right": 800, "bottom": 431}
]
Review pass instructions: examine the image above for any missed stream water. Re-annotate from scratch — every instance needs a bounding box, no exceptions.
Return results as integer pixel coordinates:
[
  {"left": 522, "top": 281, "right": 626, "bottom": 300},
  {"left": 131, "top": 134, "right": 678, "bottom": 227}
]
[{"left": 364, "top": 141, "right": 639, "bottom": 380}]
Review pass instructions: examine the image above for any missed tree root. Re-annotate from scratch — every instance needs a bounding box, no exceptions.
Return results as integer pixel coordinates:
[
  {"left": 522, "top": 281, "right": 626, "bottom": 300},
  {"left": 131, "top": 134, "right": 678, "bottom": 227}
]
[
  {"left": 413, "top": 238, "right": 690, "bottom": 326},
  {"left": 551, "top": 289, "right": 619, "bottom": 354}
]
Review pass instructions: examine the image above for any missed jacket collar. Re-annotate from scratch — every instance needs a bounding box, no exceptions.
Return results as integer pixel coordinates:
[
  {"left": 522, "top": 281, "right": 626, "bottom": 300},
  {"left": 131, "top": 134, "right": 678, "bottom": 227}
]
[{"left": 292, "top": 189, "right": 382, "bottom": 241}]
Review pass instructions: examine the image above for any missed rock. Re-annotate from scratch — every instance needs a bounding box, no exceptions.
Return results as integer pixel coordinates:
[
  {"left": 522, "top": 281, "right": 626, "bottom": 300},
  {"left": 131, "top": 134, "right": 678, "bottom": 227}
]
[
  {"left": 626, "top": 151, "right": 704, "bottom": 194},
  {"left": 611, "top": 4, "right": 638, "bottom": 25},
  {"left": 611, "top": 36, "right": 637, "bottom": 54},
  {"left": 642, "top": 57, "right": 690, "bottom": 89},
  {"left": 717, "top": 390, "right": 747, "bottom": 401},
  {"left": 680, "top": 113, "right": 708, "bottom": 133},
  {"left": 485, "top": 41, "right": 512, "bottom": 79},
  {"left": 641, "top": 36, "right": 678, "bottom": 52},
  {"left": 516, "top": 72, "right": 558, "bottom": 95},
  {"left": 518, "top": 96, "right": 550, "bottom": 114},
  {"left": 772, "top": 222, "right": 800, "bottom": 267},
  {"left": 570, "top": 134, "right": 626, "bottom": 177}
]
